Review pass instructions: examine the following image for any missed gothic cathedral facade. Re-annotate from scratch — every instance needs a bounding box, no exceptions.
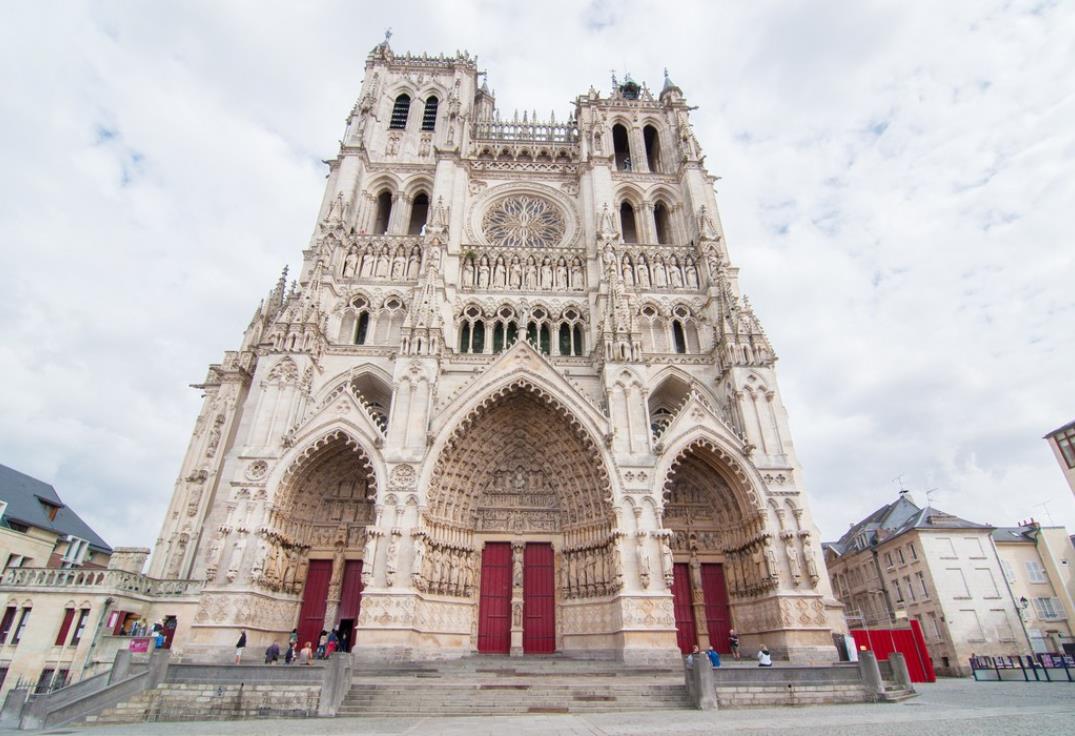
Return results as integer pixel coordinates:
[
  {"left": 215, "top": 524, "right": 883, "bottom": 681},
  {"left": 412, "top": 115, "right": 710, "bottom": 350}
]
[{"left": 151, "top": 39, "right": 846, "bottom": 664}]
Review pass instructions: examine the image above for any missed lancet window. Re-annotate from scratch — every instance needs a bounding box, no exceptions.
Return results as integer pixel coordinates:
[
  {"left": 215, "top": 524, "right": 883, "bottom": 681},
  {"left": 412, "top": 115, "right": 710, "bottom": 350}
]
[
  {"left": 612, "top": 124, "right": 631, "bottom": 170},
  {"left": 654, "top": 200, "right": 673, "bottom": 244},
  {"left": 458, "top": 306, "right": 486, "bottom": 354},
  {"left": 389, "top": 94, "right": 411, "bottom": 129},
  {"left": 373, "top": 191, "right": 393, "bottom": 235},
  {"left": 557, "top": 308, "right": 585, "bottom": 356},
  {"left": 620, "top": 202, "right": 639, "bottom": 244},
  {"left": 643, "top": 125, "right": 662, "bottom": 173},
  {"left": 338, "top": 296, "right": 371, "bottom": 345},
  {"left": 407, "top": 192, "right": 430, "bottom": 235},
  {"left": 525, "top": 307, "right": 552, "bottom": 355},
  {"left": 421, "top": 97, "right": 438, "bottom": 131}
]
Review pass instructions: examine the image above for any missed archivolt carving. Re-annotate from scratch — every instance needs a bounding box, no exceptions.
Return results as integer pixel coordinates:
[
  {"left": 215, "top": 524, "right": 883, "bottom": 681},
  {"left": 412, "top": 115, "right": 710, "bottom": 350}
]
[
  {"left": 661, "top": 439, "right": 778, "bottom": 598},
  {"left": 425, "top": 381, "right": 613, "bottom": 534}
]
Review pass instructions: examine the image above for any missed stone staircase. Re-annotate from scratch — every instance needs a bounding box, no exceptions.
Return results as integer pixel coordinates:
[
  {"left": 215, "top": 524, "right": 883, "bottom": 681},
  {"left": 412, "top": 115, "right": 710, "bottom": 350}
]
[{"left": 339, "top": 655, "right": 691, "bottom": 715}]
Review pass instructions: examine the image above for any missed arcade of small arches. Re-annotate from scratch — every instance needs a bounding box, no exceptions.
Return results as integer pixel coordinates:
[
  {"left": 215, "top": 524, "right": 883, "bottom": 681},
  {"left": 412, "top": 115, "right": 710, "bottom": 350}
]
[
  {"left": 337, "top": 294, "right": 407, "bottom": 347},
  {"left": 457, "top": 304, "right": 586, "bottom": 356},
  {"left": 357, "top": 178, "right": 434, "bottom": 237},
  {"left": 610, "top": 121, "right": 666, "bottom": 174},
  {"left": 338, "top": 241, "right": 422, "bottom": 282},
  {"left": 461, "top": 251, "right": 586, "bottom": 292},
  {"left": 639, "top": 303, "right": 704, "bottom": 355}
]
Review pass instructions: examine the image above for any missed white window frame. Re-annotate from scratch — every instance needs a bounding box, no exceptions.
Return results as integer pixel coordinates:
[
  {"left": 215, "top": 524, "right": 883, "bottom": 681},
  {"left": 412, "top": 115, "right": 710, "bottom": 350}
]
[{"left": 1025, "top": 560, "right": 1048, "bottom": 584}]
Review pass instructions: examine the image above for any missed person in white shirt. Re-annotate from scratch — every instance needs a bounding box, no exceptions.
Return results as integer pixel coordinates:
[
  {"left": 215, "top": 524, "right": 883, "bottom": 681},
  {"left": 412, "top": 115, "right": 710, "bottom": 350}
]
[{"left": 757, "top": 644, "right": 772, "bottom": 667}]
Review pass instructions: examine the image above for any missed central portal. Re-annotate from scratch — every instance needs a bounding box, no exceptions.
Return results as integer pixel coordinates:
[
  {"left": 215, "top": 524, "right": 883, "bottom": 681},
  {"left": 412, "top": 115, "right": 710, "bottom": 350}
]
[{"left": 423, "top": 383, "right": 619, "bottom": 656}]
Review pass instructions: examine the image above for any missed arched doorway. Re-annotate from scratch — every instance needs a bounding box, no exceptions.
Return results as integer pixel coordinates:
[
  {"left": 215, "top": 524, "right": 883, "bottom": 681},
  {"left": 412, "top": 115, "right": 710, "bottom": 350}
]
[
  {"left": 662, "top": 440, "right": 771, "bottom": 654},
  {"left": 422, "top": 384, "right": 616, "bottom": 655},
  {"left": 270, "top": 431, "right": 376, "bottom": 652}
]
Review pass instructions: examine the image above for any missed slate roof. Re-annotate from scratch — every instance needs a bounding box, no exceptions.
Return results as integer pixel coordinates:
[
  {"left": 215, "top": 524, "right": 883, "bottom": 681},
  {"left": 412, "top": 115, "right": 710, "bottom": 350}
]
[
  {"left": 826, "top": 494, "right": 990, "bottom": 556},
  {"left": 0, "top": 463, "right": 111, "bottom": 553},
  {"left": 991, "top": 526, "right": 1037, "bottom": 544}
]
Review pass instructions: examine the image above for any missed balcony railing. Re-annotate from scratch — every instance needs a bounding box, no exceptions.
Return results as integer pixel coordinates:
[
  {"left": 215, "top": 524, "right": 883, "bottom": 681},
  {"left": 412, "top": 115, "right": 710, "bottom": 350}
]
[
  {"left": 472, "top": 120, "right": 578, "bottom": 144},
  {"left": 0, "top": 567, "right": 203, "bottom": 597}
]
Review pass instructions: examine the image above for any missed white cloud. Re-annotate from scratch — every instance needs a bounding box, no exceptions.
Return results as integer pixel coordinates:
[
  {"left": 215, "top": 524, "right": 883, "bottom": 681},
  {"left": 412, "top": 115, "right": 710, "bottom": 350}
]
[{"left": 0, "top": 1, "right": 1072, "bottom": 551}]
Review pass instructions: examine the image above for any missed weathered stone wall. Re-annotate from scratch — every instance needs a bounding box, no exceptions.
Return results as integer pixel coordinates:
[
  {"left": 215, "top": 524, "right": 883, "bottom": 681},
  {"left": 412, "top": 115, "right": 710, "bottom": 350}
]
[{"left": 86, "top": 682, "right": 320, "bottom": 724}]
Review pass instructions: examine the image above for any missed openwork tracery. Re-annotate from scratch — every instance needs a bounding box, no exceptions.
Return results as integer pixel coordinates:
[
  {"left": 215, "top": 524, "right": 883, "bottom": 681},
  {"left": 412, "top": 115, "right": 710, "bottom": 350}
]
[{"left": 482, "top": 196, "right": 566, "bottom": 248}]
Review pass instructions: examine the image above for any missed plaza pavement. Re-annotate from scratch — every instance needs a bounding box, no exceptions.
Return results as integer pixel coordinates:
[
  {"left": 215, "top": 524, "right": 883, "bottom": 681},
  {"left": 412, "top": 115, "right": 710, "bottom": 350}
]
[{"left": 19, "top": 678, "right": 1075, "bottom": 736}]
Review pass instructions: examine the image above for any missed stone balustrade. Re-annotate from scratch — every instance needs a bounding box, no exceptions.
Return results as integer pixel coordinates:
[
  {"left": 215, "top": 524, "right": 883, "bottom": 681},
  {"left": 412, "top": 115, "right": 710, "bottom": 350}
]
[
  {"left": 472, "top": 120, "right": 578, "bottom": 143},
  {"left": 0, "top": 568, "right": 203, "bottom": 597}
]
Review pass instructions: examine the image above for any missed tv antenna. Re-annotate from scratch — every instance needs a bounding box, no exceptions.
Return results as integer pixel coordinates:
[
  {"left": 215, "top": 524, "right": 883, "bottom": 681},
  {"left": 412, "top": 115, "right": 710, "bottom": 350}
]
[{"left": 1034, "top": 500, "right": 1056, "bottom": 525}]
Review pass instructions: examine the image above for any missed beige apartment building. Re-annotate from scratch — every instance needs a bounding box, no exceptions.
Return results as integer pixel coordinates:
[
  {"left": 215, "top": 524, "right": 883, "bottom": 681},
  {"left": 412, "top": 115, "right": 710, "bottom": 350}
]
[
  {"left": 825, "top": 493, "right": 1025, "bottom": 677},
  {"left": 0, "top": 465, "right": 201, "bottom": 698},
  {"left": 992, "top": 521, "right": 1075, "bottom": 655},
  {"left": 1044, "top": 420, "right": 1075, "bottom": 497}
]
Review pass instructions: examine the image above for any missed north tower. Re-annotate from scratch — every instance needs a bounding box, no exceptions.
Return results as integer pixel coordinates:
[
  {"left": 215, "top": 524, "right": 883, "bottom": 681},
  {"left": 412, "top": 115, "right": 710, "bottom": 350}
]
[{"left": 151, "top": 36, "right": 846, "bottom": 664}]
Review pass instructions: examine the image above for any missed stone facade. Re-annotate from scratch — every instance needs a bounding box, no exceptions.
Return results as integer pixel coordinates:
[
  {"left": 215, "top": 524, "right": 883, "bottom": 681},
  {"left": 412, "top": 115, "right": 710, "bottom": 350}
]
[{"left": 147, "top": 38, "right": 845, "bottom": 664}]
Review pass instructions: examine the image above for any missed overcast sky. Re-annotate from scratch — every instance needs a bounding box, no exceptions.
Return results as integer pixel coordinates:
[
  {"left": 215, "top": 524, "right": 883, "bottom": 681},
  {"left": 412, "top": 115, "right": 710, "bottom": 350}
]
[{"left": 1, "top": 1, "right": 1073, "bottom": 554}]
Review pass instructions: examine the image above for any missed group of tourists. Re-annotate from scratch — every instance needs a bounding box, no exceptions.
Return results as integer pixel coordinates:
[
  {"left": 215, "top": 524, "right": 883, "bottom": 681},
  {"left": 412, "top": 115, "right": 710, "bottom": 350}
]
[
  {"left": 234, "top": 627, "right": 349, "bottom": 665},
  {"left": 685, "top": 628, "right": 773, "bottom": 668}
]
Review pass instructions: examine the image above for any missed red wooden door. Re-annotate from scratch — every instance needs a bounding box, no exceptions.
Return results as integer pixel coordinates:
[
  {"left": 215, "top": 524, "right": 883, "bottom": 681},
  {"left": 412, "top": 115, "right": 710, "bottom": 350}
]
[
  {"left": 523, "top": 543, "right": 555, "bottom": 653},
  {"left": 701, "top": 563, "right": 732, "bottom": 653},
  {"left": 671, "top": 562, "right": 697, "bottom": 654},
  {"left": 297, "top": 559, "right": 332, "bottom": 650},
  {"left": 477, "top": 543, "right": 512, "bottom": 653}
]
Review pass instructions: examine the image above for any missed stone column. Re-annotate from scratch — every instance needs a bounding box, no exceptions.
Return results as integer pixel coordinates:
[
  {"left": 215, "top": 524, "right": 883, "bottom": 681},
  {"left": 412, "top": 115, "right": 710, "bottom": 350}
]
[{"left": 510, "top": 541, "right": 525, "bottom": 656}]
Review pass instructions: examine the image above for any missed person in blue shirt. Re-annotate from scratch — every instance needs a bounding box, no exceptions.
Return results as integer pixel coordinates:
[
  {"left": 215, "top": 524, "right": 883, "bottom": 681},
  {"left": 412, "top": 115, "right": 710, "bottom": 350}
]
[{"left": 706, "top": 646, "right": 721, "bottom": 668}]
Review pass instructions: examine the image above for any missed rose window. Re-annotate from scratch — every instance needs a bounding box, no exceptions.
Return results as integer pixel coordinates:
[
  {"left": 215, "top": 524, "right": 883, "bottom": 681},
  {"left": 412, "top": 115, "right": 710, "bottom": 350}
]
[{"left": 482, "top": 196, "right": 565, "bottom": 248}]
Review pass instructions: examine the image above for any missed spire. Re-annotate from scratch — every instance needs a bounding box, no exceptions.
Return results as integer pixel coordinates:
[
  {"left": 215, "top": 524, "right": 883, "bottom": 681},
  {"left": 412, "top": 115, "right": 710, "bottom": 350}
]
[{"left": 660, "top": 67, "right": 683, "bottom": 100}]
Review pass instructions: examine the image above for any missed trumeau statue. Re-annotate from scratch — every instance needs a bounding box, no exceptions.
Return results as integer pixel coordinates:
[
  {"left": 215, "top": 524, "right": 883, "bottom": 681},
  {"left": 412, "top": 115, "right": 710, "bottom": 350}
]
[{"left": 137, "top": 40, "right": 843, "bottom": 668}]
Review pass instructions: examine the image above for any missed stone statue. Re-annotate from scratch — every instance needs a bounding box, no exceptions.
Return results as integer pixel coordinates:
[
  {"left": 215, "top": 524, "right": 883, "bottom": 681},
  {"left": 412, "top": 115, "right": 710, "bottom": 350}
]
[
  {"left": 540, "top": 258, "right": 553, "bottom": 288},
  {"left": 555, "top": 258, "right": 568, "bottom": 289},
  {"left": 463, "top": 257, "right": 475, "bottom": 286},
  {"left": 477, "top": 258, "right": 490, "bottom": 288},
  {"left": 343, "top": 249, "right": 358, "bottom": 278},
  {"left": 524, "top": 257, "right": 538, "bottom": 289},
  {"left": 569, "top": 258, "right": 583, "bottom": 289},
  {"left": 509, "top": 257, "right": 522, "bottom": 288}
]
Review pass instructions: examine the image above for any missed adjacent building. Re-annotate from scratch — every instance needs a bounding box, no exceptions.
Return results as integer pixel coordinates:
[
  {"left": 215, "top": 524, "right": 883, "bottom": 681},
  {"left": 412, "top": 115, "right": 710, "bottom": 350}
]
[
  {"left": 1044, "top": 420, "right": 1075, "bottom": 497},
  {"left": 824, "top": 493, "right": 1025, "bottom": 676},
  {"left": 0, "top": 464, "right": 111, "bottom": 573},
  {"left": 0, "top": 465, "right": 200, "bottom": 697},
  {"left": 992, "top": 520, "right": 1075, "bottom": 655}
]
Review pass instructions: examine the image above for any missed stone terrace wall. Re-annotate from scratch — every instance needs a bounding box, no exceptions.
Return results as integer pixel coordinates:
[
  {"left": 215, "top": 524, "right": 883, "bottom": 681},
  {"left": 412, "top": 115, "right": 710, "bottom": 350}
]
[{"left": 85, "top": 682, "right": 320, "bottom": 724}]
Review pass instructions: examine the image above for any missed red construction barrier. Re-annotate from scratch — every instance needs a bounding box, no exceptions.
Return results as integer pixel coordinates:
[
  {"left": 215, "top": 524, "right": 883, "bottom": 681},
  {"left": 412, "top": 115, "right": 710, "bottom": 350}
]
[{"left": 850, "top": 619, "right": 936, "bottom": 682}]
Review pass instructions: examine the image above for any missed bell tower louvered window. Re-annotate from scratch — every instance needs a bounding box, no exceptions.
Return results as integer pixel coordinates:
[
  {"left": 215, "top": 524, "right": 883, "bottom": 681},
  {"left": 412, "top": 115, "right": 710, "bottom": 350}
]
[
  {"left": 422, "top": 97, "right": 438, "bottom": 131},
  {"left": 390, "top": 94, "right": 411, "bottom": 130}
]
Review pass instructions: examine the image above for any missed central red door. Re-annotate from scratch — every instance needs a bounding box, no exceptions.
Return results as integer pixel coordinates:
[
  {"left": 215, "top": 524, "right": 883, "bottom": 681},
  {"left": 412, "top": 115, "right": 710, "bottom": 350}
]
[
  {"left": 477, "top": 542, "right": 512, "bottom": 653},
  {"left": 701, "top": 563, "right": 732, "bottom": 653},
  {"left": 523, "top": 543, "right": 555, "bottom": 653},
  {"left": 671, "top": 562, "right": 697, "bottom": 654},
  {"left": 297, "top": 559, "right": 332, "bottom": 650}
]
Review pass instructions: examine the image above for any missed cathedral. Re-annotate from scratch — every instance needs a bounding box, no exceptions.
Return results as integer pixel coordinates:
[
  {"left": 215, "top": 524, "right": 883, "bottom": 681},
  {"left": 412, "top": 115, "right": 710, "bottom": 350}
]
[{"left": 150, "top": 37, "right": 846, "bottom": 664}]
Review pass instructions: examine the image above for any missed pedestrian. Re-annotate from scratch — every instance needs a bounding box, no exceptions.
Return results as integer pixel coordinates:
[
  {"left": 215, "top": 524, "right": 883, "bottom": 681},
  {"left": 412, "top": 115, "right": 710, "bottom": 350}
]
[
  {"left": 265, "top": 640, "right": 280, "bottom": 665},
  {"left": 284, "top": 642, "right": 295, "bottom": 665},
  {"left": 757, "top": 644, "right": 772, "bottom": 667},
  {"left": 686, "top": 644, "right": 700, "bottom": 667},
  {"left": 326, "top": 629, "right": 339, "bottom": 657},
  {"left": 317, "top": 630, "right": 328, "bottom": 659},
  {"left": 235, "top": 630, "right": 247, "bottom": 665},
  {"left": 300, "top": 641, "right": 313, "bottom": 665},
  {"left": 729, "top": 629, "right": 740, "bottom": 661},
  {"left": 706, "top": 646, "right": 721, "bottom": 668},
  {"left": 289, "top": 628, "right": 299, "bottom": 649}
]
